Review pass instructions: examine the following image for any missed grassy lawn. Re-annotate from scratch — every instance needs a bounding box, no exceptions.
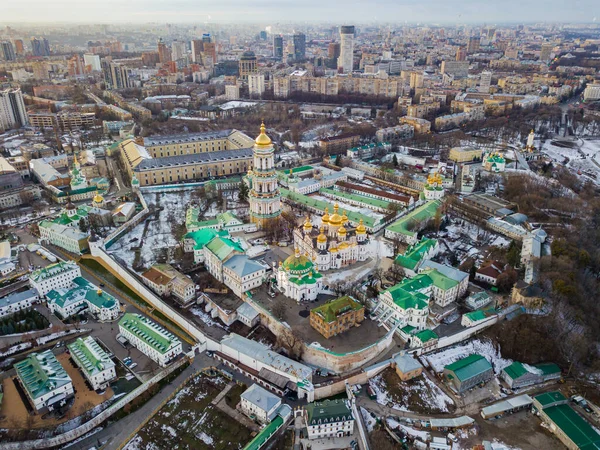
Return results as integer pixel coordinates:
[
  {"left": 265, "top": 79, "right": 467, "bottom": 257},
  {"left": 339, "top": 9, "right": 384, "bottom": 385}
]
[{"left": 132, "top": 375, "right": 252, "bottom": 450}]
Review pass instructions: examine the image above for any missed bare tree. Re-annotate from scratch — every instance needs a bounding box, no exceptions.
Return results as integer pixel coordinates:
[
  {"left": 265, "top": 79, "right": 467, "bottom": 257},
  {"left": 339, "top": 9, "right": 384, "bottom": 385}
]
[{"left": 271, "top": 298, "right": 287, "bottom": 320}]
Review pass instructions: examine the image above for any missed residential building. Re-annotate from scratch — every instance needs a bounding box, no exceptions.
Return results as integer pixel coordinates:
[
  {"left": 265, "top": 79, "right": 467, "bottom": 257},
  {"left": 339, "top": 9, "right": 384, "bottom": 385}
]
[
  {"left": 310, "top": 296, "right": 364, "bottom": 339},
  {"left": 399, "top": 116, "right": 431, "bottom": 133},
  {"left": 225, "top": 84, "right": 240, "bottom": 100},
  {"left": 583, "top": 83, "right": 600, "bottom": 102},
  {"left": 68, "top": 336, "right": 116, "bottom": 390},
  {"left": 118, "top": 313, "right": 182, "bottom": 367},
  {"left": 141, "top": 264, "right": 196, "bottom": 307},
  {"left": 14, "top": 350, "right": 74, "bottom": 413},
  {"left": 239, "top": 384, "right": 282, "bottom": 424},
  {"left": 222, "top": 255, "right": 266, "bottom": 298},
  {"left": 475, "top": 261, "right": 507, "bottom": 286},
  {"left": 532, "top": 392, "right": 600, "bottom": 450},
  {"left": 38, "top": 221, "right": 89, "bottom": 255},
  {"left": 467, "top": 36, "right": 480, "bottom": 54},
  {"left": 479, "top": 71, "right": 493, "bottom": 93},
  {"left": 31, "top": 37, "right": 50, "bottom": 56},
  {"left": 47, "top": 277, "right": 120, "bottom": 321},
  {"left": 0, "top": 88, "right": 28, "bottom": 131},
  {"left": 392, "top": 353, "right": 423, "bottom": 381},
  {"left": 440, "top": 61, "right": 470, "bottom": 78},
  {"left": 248, "top": 73, "right": 265, "bottom": 97},
  {"left": 1, "top": 41, "right": 16, "bottom": 61},
  {"left": 83, "top": 53, "right": 101, "bottom": 71},
  {"left": 338, "top": 26, "right": 355, "bottom": 73},
  {"left": 30, "top": 261, "right": 81, "bottom": 296},
  {"left": 0, "top": 289, "right": 40, "bottom": 317},
  {"left": 102, "top": 60, "right": 133, "bottom": 89},
  {"left": 319, "top": 134, "right": 360, "bottom": 155},
  {"left": 443, "top": 354, "right": 493, "bottom": 393},
  {"left": 303, "top": 399, "right": 354, "bottom": 439}
]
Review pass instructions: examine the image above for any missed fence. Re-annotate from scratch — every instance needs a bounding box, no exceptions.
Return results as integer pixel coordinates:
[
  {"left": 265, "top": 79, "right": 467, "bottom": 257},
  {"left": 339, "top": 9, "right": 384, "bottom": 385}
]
[
  {"left": 0, "top": 358, "right": 189, "bottom": 450},
  {"left": 104, "top": 191, "right": 149, "bottom": 249}
]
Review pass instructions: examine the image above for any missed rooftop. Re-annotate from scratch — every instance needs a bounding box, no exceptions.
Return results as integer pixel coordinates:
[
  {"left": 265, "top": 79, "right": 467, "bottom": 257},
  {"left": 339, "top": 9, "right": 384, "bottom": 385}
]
[
  {"left": 67, "top": 336, "right": 115, "bottom": 377},
  {"left": 393, "top": 353, "right": 423, "bottom": 373},
  {"left": 311, "top": 296, "right": 363, "bottom": 324},
  {"left": 445, "top": 354, "right": 492, "bottom": 382},
  {"left": 47, "top": 277, "right": 117, "bottom": 311},
  {"left": 118, "top": 313, "right": 180, "bottom": 354},
  {"left": 223, "top": 255, "right": 265, "bottom": 278},
  {"left": 14, "top": 350, "right": 72, "bottom": 401},
  {"left": 305, "top": 399, "right": 353, "bottom": 425},
  {"left": 241, "top": 384, "right": 280, "bottom": 412},
  {"left": 544, "top": 403, "right": 600, "bottom": 450},
  {"left": 143, "top": 129, "right": 235, "bottom": 146},
  {"left": 30, "top": 261, "right": 79, "bottom": 283},
  {"left": 1, "top": 289, "right": 39, "bottom": 309},
  {"left": 136, "top": 148, "right": 253, "bottom": 171}
]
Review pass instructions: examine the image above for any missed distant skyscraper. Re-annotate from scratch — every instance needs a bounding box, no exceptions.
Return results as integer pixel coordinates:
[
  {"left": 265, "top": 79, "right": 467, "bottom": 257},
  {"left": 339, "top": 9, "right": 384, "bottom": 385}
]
[
  {"left": 202, "top": 33, "right": 212, "bottom": 43},
  {"left": 83, "top": 53, "right": 101, "bottom": 71},
  {"left": 203, "top": 42, "right": 217, "bottom": 65},
  {"left": 14, "top": 39, "right": 24, "bottom": 56},
  {"left": 273, "top": 35, "right": 284, "bottom": 59},
  {"left": 540, "top": 43, "right": 553, "bottom": 62},
  {"left": 456, "top": 46, "right": 467, "bottom": 61},
  {"left": 328, "top": 42, "right": 340, "bottom": 60},
  {"left": 171, "top": 40, "right": 185, "bottom": 62},
  {"left": 239, "top": 51, "right": 257, "bottom": 80},
  {"left": 479, "top": 71, "right": 492, "bottom": 93},
  {"left": 31, "top": 37, "right": 50, "bottom": 56},
  {"left": 259, "top": 31, "right": 267, "bottom": 41},
  {"left": 0, "top": 41, "right": 16, "bottom": 61},
  {"left": 102, "top": 59, "right": 132, "bottom": 89},
  {"left": 293, "top": 33, "right": 306, "bottom": 61},
  {"left": 467, "top": 36, "right": 480, "bottom": 54},
  {"left": 0, "top": 88, "right": 29, "bottom": 130},
  {"left": 191, "top": 39, "right": 204, "bottom": 63},
  {"left": 338, "top": 25, "right": 355, "bottom": 74},
  {"left": 157, "top": 38, "right": 171, "bottom": 63}
]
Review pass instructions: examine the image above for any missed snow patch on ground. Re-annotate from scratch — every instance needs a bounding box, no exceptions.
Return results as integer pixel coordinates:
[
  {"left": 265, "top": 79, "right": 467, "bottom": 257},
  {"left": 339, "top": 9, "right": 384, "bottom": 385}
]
[
  {"left": 424, "top": 338, "right": 512, "bottom": 375},
  {"left": 196, "top": 431, "right": 214, "bottom": 445},
  {"left": 360, "top": 407, "right": 376, "bottom": 433},
  {"left": 190, "top": 307, "right": 225, "bottom": 329}
]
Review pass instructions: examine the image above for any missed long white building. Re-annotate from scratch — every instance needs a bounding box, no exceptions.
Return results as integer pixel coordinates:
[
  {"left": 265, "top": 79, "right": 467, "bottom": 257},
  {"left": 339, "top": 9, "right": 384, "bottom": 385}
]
[
  {"left": 68, "top": 337, "right": 116, "bottom": 391},
  {"left": 29, "top": 261, "right": 81, "bottom": 296},
  {"left": 118, "top": 313, "right": 182, "bottom": 367}
]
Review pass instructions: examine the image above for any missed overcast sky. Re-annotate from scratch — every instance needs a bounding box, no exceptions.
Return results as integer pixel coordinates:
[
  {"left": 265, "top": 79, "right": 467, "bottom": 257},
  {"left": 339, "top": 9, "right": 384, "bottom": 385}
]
[{"left": 2, "top": 0, "right": 598, "bottom": 24}]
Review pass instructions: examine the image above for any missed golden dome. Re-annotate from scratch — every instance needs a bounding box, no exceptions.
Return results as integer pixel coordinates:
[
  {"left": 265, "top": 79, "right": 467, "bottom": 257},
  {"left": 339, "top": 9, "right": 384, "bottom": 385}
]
[
  {"left": 338, "top": 225, "right": 347, "bottom": 236},
  {"left": 255, "top": 122, "right": 272, "bottom": 146},
  {"left": 338, "top": 242, "right": 349, "bottom": 250},
  {"left": 342, "top": 210, "right": 348, "bottom": 224},
  {"left": 356, "top": 218, "right": 366, "bottom": 234},
  {"left": 330, "top": 246, "right": 338, "bottom": 253},
  {"left": 321, "top": 207, "right": 330, "bottom": 224},
  {"left": 317, "top": 226, "right": 327, "bottom": 243},
  {"left": 328, "top": 203, "right": 343, "bottom": 226},
  {"left": 303, "top": 216, "right": 313, "bottom": 231},
  {"left": 93, "top": 194, "right": 104, "bottom": 204}
]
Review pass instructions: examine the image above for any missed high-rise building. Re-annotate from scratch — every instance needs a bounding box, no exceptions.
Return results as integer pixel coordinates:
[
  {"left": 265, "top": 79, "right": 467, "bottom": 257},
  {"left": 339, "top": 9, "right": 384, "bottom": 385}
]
[
  {"left": 467, "top": 36, "right": 480, "bottom": 54},
  {"left": 191, "top": 39, "right": 204, "bottom": 63},
  {"left": 202, "top": 33, "right": 212, "bottom": 43},
  {"left": 171, "top": 40, "right": 185, "bottom": 62},
  {"left": 84, "top": 53, "right": 101, "bottom": 71},
  {"left": 203, "top": 42, "right": 217, "bottom": 65},
  {"left": 1, "top": 41, "right": 16, "bottom": 61},
  {"left": 259, "top": 31, "right": 267, "bottom": 41},
  {"left": 328, "top": 42, "right": 340, "bottom": 60},
  {"left": 248, "top": 73, "right": 265, "bottom": 97},
  {"left": 293, "top": 33, "right": 306, "bottom": 61},
  {"left": 157, "top": 38, "right": 171, "bottom": 63},
  {"left": 479, "top": 71, "right": 492, "bottom": 93},
  {"left": 102, "top": 59, "right": 132, "bottom": 89},
  {"left": 14, "top": 39, "right": 24, "bottom": 56},
  {"left": 248, "top": 123, "right": 281, "bottom": 228},
  {"left": 540, "top": 43, "right": 553, "bottom": 62},
  {"left": 338, "top": 26, "right": 355, "bottom": 74},
  {"left": 456, "top": 46, "right": 467, "bottom": 61},
  {"left": 273, "top": 35, "right": 284, "bottom": 59},
  {"left": 410, "top": 71, "right": 424, "bottom": 89},
  {"left": 0, "top": 88, "right": 29, "bottom": 130},
  {"left": 68, "top": 55, "right": 84, "bottom": 76},
  {"left": 31, "top": 37, "right": 50, "bottom": 56},
  {"left": 239, "top": 51, "right": 258, "bottom": 80}
]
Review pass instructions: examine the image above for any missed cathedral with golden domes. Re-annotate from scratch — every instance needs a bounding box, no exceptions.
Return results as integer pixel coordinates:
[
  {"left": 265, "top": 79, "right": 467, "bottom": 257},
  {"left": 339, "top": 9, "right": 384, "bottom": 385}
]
[{"left": 292, "top": 203, "right": 370, "bottom": 272}]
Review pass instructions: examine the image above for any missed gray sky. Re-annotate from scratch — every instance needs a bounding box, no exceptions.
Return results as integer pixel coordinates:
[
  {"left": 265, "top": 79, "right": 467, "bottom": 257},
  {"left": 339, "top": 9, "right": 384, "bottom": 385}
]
[{"left": 2, "top": 0, "right": 597, "bottom": 24}]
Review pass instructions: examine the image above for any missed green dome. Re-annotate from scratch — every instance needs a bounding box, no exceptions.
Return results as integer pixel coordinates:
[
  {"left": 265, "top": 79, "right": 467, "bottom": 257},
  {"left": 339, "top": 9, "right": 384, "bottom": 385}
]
[{"left": 282, "top": 253, "right": 313, "bottom": 274}]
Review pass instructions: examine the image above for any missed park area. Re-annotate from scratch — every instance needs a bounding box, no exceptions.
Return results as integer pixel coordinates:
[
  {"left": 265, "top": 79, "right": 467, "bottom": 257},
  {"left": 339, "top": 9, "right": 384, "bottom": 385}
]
[{"left": 124, "top": 373, "right": 254, "bottom": 450}]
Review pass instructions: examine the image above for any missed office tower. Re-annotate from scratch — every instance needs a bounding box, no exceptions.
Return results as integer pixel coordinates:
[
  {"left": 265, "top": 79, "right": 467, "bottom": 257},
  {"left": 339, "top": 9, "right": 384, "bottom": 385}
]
[
  {"left": 102, "top": 59, "right": 132, "bottom": 89},
  {"left": 157, "top": 38, "right": 171, "bottom": 63},
  {"left": 84, "top": 53, "right": 102, "bottom": 71},
  {"left": 328, "top": 42, "right": 340, "bottom": 60},
  {"left": 0, "top": 88, "right": 29, "bottom": 130},
  {"left": 31, "top": 37, "right": 50, "bottom": 56},
  {"left": 467, "top": 36, "right": 480, "bottom": 54},
  {"left": 203, "top": 42, "right": 217, "bottom": 65},
  {"left": 259, "top": 31, "right": 267, "bottom": 41},
  {"left": 14, "top": 39, "right": 24, "bottom": 55},
  {"left": 479, "top": 71, "right": 492, "bottom": 93},
  {"left": 191, "top": 39, "right": 204, "bottom": 63},
  {"left": 338, "top": 25, "right": 355, "bottom": 74},
  {"left": 540, "top": 43, "right": 553, "bottom": 62},
  {"left": 456, "top": 46, "right": 467, "bottom": 61},
  {"left": 239, "top": 51, "right": 257, "bottom": 80},
  {"left": 202, "top": 33, "right": 212, "bottom": 43},
  {"left": 273, "top": 35, "right": 284, "bottom": 59},
  {"left": 248, "top": 73, "right": 265, "bottom": 97},
  {"left": 32, "top": 62, "right": 49, "bottom": 80},
  {"left": 68, "top": 55, "right": 84, "bottom": 76},
  {"left": 487, "top": 27, "right": 496, "bottom": 39},
  {"left": 1, "top": 41, "right": 16, "bottom": 61},
  {"left": 171, "top": 40, "right": 185, "bottom": 62},
  {"left": 293, "top": 33, "right": 306, "bottom": 61}
]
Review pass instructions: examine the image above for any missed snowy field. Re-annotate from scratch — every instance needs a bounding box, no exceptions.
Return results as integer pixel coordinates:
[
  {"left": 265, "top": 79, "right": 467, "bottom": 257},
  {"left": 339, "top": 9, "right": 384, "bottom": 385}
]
[
  {"left": 542, "top": 138, "right": 600, "bottom": 184},
  {"left": 424, "top": 338, "right": 512, "bottom": 375}
]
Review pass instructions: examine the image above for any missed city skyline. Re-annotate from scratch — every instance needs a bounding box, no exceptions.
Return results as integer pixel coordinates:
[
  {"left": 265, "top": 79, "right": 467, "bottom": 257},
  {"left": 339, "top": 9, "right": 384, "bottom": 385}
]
[{"left": 1, "top": 0, "right": 599, "bottom": 24}]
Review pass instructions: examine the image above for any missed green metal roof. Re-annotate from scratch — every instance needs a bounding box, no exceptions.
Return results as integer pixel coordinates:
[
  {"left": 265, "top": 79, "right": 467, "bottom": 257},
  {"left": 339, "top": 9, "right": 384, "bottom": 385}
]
[
  {"left": 243, "top": 415, "right": 283, "bottom": 450},
  {"left": 395, "top": 237, "right": 438, "bottom": 270},
  {"left": 118, "top": 313, "right": 180, "bottom": 354},
  {"left": 14, "top": 350, "right": 72, "bottom": 401},
  {"left": 184, "top": 228, "right": 227, "bottom": 250},
  {"left": 445, "top": 354, "right": 492, "bottom": 382},
  {"left": 311, "top": 296, "right": 363, "bottom": 323},
  {"left": 464, "top": 310, "right": 487, "bottom": 322},
  {"left": 543, "top": 403, "right": 600, "bottom": 450},
  {"left": 205, "top": 236, "right": 244, "bottom": 261},
  {"left": 383, "top": 274, "right": 432, "bottom": 310},
  {"left": 282, "top": 253, "right": 313, "bottom": 273},
  {"left": 422, "top": 269, "right": 459, "bottom": 291},
  {"left": 386, "top": 200, "right": 441, "bottom": 237},
  {"left": 305, "top": 399, "right": 353, "bottom": 425},
  {"left": 46, "top": 277, "right": 117, "bottom": 310},
  {"left": 320, "top": 187, "right": 392, "bottom": 210},
  {"left": 30, "top": 261, "right": 79, "bottom": 282},
  {"left": 414, "top": 329, "right": 438, "bottom": 343},
  {"left": 535, "top": 391, "right": 567, "bottom": 407},
  {"left": 503, "top": 361, "right": 529, "bottom": 380},
  {"left": 67, "top": 336, "right": 114, "bottom": 377},
  {"left": 535, "top": 363, "right": 561, "bottom": 376}
]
